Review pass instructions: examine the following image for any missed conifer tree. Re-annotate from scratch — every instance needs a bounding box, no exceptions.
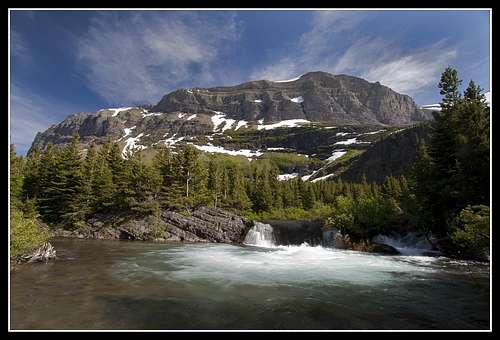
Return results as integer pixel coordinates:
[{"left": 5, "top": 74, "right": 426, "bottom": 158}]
[
  {"left": 207, "top": 158, "right": 223, "bottom": 208},
  {"left": 59, "top": 136, "right": 87, "bottom": 227},
  {"left": 10, "top": 145, "right": 24, "bottom": 209},
  {"left": 22, "top": 145, "right": 42, "bottom": 202},
  {"left": 228, "top": 164, "right": 252, "bottom": 211}
]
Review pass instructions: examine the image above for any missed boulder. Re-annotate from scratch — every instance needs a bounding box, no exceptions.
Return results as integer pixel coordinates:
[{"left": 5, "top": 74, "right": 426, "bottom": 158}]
[{"left": 370, "top": 242, "right": 400, "bottom": 255}]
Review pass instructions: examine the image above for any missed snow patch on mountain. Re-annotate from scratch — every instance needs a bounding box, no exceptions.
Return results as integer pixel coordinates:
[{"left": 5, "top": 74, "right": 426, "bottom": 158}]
[
  {"left": 123, "top": 126, "right": 136, "bottom": 136},
  {"left": 420, "top": 104, "right": 442, "bottom": 112},
  {"left": 360, "top": 129, "right": 386, "bottom": 135},
  {"left": 336, "top": 132, "right": 352, "bottom": 137},
  {"left": 257, "top": 119, "right": 311, "bottom": 130},
  {"left": 211, "top": 111, "right": 236, "bottom": 132},
  {"left": 253, "top": 99, "right": 263, "bottom": 103},
  {"left": 190, "top": 143, "right": 263, "bottom": 158},
  {"left": 290, "top": 96, "right": 304, "bottom": 103},
  {"left": 326, "top": 149, "right": 347, "bottom": 162},
  {"left": 277, "top": 173, "right": 299, "bottom": 181},
  {"left": 311, "top": 173, "right": 335, "bottom": 183},
  {"left": 122, "top": 133, "right": 146, "bottom": 157},
  {"left": 301, "top": 170, "right": 319, "bottom": 181},
  {"left": 104, "top": 107, "right": 135, "bottom": 117},
  {"left": 142, "top": 112, "right": 163, "bottom": 118},
  {"left": 273, "top": 75, "right": 302, "bottom": 83},
  {"left": 186, "top": 114, "right": 197, "bottom": 121},
  {"left": 235, "top": 120, "right": 248, "bottom": 131},
  {"left": 163, "top": 134, "right": 185, "bottom": 147},
  {"left": 117, "top": 126, "right": 136, "bottom": 142},
  {"left": 334, "top": 138, "right": 370, "bottom": 145}
]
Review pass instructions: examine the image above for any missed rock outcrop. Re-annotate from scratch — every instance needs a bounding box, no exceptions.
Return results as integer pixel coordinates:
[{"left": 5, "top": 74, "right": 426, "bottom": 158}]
[{"left": 51, "top": 207, "right": 253, "bottom": 244}]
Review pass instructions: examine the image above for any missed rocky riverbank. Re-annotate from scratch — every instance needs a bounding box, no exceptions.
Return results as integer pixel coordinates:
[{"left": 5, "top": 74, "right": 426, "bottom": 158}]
[{"left": 51, "top": 206, "right": 253, "bottom": 244}]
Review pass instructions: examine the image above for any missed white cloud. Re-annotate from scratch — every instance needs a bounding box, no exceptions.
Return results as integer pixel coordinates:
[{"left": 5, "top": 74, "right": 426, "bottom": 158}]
[
  {"left": 251, "top": 11, "right": 366, "bottom": 81},
  {"left": 76, "top": 12, "right": 241, "bottom": 105},
  {"left": 9, "top": 84, "right": 82, "bottom": 155},
  {"left": 362, "top": 45, "right": 457, "bottom": 94},
  {"left": 251, "top": 11, "right": 458, "bottom": 96},
  {"left": 10, "top": 30, "right": 32, "bottom": 64}
]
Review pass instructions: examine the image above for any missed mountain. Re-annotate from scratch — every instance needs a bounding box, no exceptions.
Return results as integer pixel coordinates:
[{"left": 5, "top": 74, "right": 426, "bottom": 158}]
[
  {"left": 31, "top": 71, "right": 430, "bottom": 153},
  {"left": 152, "top": 71, "right": 429, "bottom": 125},
  {"left": 29, "top": 71, "right": 434, "bottom": 183}
]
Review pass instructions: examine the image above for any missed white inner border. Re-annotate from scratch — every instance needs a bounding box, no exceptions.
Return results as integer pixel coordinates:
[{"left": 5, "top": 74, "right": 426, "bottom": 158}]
[{"left": 7, "top": 7, "right": 493, "bottom": 333}]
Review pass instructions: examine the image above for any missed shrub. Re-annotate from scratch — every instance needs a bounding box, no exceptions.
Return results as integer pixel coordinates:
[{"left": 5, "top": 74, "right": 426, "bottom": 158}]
[
  {"left": 10, "top": 208, "right": 50, "bottom": 258},
  {"left": 450, "top": 205, "right": 490, "bottom": 259}
]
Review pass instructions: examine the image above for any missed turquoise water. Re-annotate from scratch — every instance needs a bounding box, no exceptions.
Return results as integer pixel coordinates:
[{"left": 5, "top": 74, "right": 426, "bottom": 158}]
[{"left": 10, "top": 239, "right": 490, "bottom": 330}]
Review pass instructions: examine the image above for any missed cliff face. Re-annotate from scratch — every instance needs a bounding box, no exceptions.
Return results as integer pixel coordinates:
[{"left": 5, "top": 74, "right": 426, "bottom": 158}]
[{"left": 152, "top": 71, "right": 429, "bottom": 126}]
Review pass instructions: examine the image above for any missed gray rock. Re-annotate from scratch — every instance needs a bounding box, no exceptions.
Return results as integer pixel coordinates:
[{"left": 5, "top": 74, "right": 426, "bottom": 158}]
[
  {"left": 371, "top": 242, "right": 400, "bottom": 255},
  {"left": 51, "top": 207, "right": 253, "bottom": 244}
]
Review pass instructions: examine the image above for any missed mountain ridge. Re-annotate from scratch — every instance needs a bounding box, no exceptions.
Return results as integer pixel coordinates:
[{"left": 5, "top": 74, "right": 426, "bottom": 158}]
[{"left": 152, "top": 71, "right": 430, "bottom": 125}]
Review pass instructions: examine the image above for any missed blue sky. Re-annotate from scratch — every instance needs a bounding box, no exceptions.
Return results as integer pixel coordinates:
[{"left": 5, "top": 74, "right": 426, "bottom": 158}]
[{"left": 10, "top": 9, "right": 490, "bottom": 155}]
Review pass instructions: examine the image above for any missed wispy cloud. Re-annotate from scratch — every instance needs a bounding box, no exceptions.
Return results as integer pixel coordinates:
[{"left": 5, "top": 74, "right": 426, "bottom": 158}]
[
  {"left": 76, "top": 11, "right": 241, "bottom": 105},
  {"left": 362, "top": 42, "right": 457, "bottom": 94},
  {"left": 251, "top": 11, "right": 458, "bottom": 96},
  {"left": 10, "top": 29, "right": 32, "bottom": 64},
  {"left": 9, "top": 84, "right": 82, "bottom": 155}
]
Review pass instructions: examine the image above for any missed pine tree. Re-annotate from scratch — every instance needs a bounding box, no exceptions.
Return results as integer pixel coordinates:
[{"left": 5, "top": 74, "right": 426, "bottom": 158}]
[
  {"left": 302, "top": 184, "right": 316, "bottom": 210},
  {"left": 410, "top": 139, "right": 440, "bottom": 234},
  {"left": 427, "top": 67, "right": 463, "bottom": 230},
  {"left": 78, "top": 142, "right": 100, "bottom": 216},
  {"left": 122, "top": 150, "right": 161, "bottom": 215},
  {"left": 59, "top": 136, "right": 87, "bottom": 227},
  {"left": 438, "top": 66, "right": 462, "bottom": 110},
  {"left": 37, "top": 143, "right": 58, "bottom": 222},
  {"left": 453, "top": 81, "right": 490, "bottom": 207},
  {"left": 10, "top": 145, "right": 24, "bottom": 209},
  {"left": 207, "top": 158, "right": 223, "bottom": 208},
  {"left": 37, "top": 136, "right": 85, "bottom": 227},
  {"left": 155, "top": 146, "right": 184, "bottom": 208},
  {"left": 181, "top": 145, "right": 198, "bottom": 199},
  {"left": 228, "top": 164, "right": 252, "bottom": 211},
  {"left": 23, "top": 145, "right": 42, "bottom": 201}
]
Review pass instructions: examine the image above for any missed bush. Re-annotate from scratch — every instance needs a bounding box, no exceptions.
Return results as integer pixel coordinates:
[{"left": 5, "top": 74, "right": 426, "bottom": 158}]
[
  {"left": 10, "top": 208, "right": 50, "bottom": 258},
  {"left": 450, "top": 205, "right": 490, "bottom": 259},
  {"left": 324, "top": 196, "right": 355, "bottom": 233},
  {"left": 244, "top": 203, "right": 335, "bottom": 221}
]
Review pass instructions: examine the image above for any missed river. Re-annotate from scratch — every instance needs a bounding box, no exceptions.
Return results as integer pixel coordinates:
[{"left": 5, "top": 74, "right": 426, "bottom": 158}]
[{"left": 10, "top": 238, "right": 489, "bottom": 330}]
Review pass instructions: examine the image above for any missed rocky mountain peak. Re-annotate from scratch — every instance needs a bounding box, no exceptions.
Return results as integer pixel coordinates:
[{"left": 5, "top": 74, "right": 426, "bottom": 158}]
[
  {"left": 152, "top": 71, "right": 429, "bottom": 125},
  {"left": 29, "top": 71, "right": 432, "bottom": 157}
]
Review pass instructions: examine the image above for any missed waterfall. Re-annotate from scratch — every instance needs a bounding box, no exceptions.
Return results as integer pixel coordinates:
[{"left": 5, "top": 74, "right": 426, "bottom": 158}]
[
  {"left": 244, "top": 222, "right": 277, "bottom": 248},
  {"left": 372, "top": 232, "right": 438, "bottom": 256}
]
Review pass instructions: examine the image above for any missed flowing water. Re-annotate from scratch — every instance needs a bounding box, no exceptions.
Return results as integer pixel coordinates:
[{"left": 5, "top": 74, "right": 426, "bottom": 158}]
[{"left": 10, "top": 238, "right": 489, "bottom": 330}]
